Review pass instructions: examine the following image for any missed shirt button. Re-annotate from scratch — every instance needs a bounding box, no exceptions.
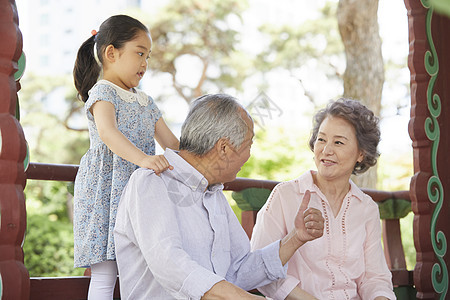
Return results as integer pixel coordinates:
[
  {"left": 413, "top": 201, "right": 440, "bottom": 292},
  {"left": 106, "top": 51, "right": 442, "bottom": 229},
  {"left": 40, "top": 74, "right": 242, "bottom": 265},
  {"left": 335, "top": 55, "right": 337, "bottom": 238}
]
[{"left": 201, "top": 180, "right": 206, "bottom": 185}]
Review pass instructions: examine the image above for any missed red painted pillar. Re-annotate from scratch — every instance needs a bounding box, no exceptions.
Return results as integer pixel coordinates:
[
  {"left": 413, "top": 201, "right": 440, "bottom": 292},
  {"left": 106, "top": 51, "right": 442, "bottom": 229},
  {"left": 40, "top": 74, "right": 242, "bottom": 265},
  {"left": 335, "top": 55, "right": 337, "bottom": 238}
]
[
  {"left": 0, "top": 0, "right": 30, "bottom": 299},
  {"left": 406, "top": 0, "right": 450, "bottom": 298},
  {"left": 404, "top": 1, "right": 435, "bottom": 298}
]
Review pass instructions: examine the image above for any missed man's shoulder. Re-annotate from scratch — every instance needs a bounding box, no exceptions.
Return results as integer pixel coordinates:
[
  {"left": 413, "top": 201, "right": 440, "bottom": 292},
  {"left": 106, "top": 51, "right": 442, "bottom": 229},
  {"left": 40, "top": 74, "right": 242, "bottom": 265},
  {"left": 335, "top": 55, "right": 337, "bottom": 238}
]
[
  {"left": 127, "top": 168, "right": 167, "bottom": 191},
  {"left": 131, "top": 167, "right": 158, "bottom": 180},
  {"left": 133, "top": 167, "right": 156, "bottom": 176},
  {"left": 120, "top": 168, "right": 171, "bottom": 210}
]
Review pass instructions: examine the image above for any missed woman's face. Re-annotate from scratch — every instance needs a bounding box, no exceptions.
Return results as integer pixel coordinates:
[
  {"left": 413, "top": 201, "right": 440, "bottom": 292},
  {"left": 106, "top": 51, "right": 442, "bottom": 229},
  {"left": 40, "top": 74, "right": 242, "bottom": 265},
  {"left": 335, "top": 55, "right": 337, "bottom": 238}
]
[{"left": 313, "top": 116, "right": 364, "bottom": 183}]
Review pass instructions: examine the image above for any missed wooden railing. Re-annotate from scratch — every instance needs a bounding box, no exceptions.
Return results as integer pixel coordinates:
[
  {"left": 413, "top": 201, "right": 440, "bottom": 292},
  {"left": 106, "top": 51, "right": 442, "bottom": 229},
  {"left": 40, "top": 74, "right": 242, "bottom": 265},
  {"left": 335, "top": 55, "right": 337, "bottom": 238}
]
[{"left": 25, "top": 162, "right": 413, "bottom": 299}]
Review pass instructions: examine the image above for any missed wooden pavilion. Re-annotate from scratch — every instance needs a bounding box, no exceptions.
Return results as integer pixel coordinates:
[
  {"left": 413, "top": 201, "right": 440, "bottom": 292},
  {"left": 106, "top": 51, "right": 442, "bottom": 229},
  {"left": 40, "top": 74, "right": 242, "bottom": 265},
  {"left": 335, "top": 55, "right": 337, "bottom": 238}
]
[{"left": 1, "top": 0, "right": 450, "bottom": 298}]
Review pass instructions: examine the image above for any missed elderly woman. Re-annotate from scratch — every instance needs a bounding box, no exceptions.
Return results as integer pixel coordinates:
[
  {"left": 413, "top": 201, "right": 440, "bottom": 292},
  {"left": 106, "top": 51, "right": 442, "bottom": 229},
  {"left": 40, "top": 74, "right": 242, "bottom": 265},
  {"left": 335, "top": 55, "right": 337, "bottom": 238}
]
[{"left": 250, "top": 98, "right": 395, "bottom": 300}]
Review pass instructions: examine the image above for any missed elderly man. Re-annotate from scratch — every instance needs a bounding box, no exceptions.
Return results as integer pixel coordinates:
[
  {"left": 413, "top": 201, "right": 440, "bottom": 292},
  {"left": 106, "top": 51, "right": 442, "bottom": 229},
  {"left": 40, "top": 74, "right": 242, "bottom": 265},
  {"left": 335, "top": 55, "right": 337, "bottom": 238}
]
[{"left": 114, "top": 94, "right": 324, "bottom": 299}]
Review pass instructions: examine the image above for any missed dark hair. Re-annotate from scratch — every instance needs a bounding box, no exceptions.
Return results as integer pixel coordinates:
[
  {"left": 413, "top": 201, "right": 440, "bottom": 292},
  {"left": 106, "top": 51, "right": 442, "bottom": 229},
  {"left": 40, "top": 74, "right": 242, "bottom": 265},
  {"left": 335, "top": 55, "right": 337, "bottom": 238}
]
[
  {"left": 73, "top": 15, "right": 149, "bottom": 102},
  {"left": 308, "top": 98, "right": 381, "bottom": 174}
]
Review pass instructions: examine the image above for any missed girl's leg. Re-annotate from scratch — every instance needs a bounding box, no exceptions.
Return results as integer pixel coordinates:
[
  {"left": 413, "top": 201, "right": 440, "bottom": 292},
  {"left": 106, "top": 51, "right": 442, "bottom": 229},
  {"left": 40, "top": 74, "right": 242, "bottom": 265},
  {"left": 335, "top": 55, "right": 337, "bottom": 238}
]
[{"left": 88, "top": 261, "right": 118, "bottom": 300}]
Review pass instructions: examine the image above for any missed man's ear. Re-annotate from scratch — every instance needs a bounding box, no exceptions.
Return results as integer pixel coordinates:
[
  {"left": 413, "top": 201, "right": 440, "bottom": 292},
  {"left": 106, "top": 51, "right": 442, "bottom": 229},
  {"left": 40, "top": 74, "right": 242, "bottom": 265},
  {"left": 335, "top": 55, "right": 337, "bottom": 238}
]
[
  {"left": 215, "top": 138, "right": 229, "bottom": 159},
  {"left": 104, "top": 45, "right": 117, "bottom": 63}
]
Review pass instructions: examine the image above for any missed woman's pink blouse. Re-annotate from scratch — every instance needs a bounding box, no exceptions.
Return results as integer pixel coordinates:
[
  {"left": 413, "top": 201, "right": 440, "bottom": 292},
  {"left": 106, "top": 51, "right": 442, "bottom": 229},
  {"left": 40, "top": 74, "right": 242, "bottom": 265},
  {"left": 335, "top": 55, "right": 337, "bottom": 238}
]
[{"left": 250, "top": 171, "right": 396, "bottom": 300}]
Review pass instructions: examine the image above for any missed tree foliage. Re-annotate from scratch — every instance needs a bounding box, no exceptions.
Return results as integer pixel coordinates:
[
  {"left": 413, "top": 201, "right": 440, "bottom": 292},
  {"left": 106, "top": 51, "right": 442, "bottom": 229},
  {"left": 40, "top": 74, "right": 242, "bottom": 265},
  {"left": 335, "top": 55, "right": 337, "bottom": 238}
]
[
  {"left": 238, "top": 127, "right": 314, "bottom": 181},
  {"left": 256, "top": 2, "right": 343, "bottom": 72},
  {"left": 253, "top": 1, "right": 344, "bottom": 109},
  {"left": 137, "top": 0, "right": 252, "bottom": 103},
  {"left": 24, "top": 214, "right": 84, "bottom": 277}
]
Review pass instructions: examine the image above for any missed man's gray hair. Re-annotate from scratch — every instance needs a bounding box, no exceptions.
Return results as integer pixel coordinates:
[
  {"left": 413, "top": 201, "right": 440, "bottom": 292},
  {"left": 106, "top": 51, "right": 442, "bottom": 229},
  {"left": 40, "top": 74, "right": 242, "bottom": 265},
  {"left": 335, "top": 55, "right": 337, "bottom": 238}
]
[{"left": 179, "top": 94, "right": 251, "bottom": 156}]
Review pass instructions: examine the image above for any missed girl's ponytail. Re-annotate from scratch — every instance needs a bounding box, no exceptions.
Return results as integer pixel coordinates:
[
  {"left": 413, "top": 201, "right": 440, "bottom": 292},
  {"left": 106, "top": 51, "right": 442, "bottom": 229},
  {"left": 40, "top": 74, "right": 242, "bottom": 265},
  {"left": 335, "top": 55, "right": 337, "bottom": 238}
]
[{"left": 73, "top": 35, "right": 100, "bottom": 102}]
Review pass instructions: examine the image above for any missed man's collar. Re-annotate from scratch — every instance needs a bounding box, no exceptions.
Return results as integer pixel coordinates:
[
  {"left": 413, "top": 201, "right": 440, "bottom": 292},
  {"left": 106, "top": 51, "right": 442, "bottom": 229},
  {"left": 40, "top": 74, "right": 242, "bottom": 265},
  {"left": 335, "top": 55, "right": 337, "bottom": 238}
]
[{"left": 164, "top": 149, "right": 223, "bottom": 192}]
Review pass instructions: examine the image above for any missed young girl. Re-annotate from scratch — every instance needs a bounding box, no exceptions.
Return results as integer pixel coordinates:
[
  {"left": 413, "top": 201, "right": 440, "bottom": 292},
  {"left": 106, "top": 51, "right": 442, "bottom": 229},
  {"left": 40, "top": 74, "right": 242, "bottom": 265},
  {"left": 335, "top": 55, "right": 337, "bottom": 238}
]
[{"left": 72, "top": 15, "right": 179, "bottom": 299}]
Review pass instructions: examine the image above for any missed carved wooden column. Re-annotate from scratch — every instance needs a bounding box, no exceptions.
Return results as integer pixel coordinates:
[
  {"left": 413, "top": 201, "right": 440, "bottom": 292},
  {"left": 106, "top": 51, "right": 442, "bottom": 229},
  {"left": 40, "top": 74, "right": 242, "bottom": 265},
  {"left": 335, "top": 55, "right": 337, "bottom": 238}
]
[
  {"left": 406, "top": 0, "right": 450, "bottom": 298},
  {"left": 0, "top": 0, "right": 29, "bottom": 299}
]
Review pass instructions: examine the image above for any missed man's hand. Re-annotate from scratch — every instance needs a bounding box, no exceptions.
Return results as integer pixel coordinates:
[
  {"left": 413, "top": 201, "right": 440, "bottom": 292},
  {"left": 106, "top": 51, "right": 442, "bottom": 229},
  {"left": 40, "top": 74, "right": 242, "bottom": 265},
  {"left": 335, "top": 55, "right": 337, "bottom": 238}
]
[
  {"left": 279, "top": 190, "right": 324, "bottom": 265},
  {"left": 294, "top": 190, "right": 324, "bottom": 243}
]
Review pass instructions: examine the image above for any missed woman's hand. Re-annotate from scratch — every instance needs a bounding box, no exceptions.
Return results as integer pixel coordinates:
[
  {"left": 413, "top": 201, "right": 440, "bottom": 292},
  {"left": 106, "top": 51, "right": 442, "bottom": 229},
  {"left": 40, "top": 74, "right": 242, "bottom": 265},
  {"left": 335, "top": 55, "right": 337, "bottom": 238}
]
[
  {"left": 294, "top": 190, "right": 324, "bottom": 243},
  {"left": 138, "top": 154, "right": 173, "bottom": 175}
]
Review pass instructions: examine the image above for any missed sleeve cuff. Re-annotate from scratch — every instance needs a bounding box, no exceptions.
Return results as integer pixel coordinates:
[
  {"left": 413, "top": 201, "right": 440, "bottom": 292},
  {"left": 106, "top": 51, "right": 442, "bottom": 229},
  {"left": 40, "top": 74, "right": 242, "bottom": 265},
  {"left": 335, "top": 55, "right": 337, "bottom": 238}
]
[
  {"left": 273, "top": 276, "right": 300, "bottom": 300},
  {"left": 257, "top": 275, "right": 300, "bottom": 300},
  {"left": 261, "top": 240, "right": 288, "bottom": 280},
  {"left": 180, "top": 267, "right": 224, "bottom": 299},
  {"left": 367, "top": 291, "right": 397, "bottom": 300}
]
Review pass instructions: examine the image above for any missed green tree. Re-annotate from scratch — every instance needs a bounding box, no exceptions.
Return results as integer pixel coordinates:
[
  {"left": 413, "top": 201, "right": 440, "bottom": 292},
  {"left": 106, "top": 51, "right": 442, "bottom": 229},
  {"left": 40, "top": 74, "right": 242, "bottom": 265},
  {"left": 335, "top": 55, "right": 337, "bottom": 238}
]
[
  {"left": 238, "top": 127, "right": 314, "bottom": 181},
  {"left": 136, "top": 0, "right": 252, "bottom": 103},
  {"left": 24, "top": 214, "right": 84, "bottom": 277},
  {"left": 254, "top": 1, "right": 344, "bottom": 109},
  {"left": 256, "top": 2, "right": 343, "bottom": 67}
]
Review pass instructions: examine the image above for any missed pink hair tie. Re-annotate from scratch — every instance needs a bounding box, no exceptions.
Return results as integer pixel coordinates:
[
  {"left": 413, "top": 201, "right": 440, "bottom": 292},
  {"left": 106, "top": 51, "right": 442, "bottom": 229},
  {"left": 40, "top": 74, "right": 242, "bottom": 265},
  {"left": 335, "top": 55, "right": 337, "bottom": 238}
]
[{"left": 91, "top": 30, "right": 98, "bottom": 36}]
